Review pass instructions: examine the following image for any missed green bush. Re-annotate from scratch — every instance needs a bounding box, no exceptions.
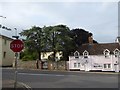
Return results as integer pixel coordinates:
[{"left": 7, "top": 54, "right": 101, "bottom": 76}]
[{"left": 22, "top": 55, "right": 34, "bottom": 61}]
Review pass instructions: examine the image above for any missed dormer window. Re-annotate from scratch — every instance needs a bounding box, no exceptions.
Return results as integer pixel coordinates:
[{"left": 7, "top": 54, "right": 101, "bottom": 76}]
[
  {"left": 104, "top": 49, "right": 110, "bottom": 58},
  {"left": 113, "top": 48, "right": 120, "bottom": 57},
  {"left": 74, "top": 51, "right": 80, "bottom": 58},
  {"left": 83, "top": 50, "right": 89, "bottom": 58}
]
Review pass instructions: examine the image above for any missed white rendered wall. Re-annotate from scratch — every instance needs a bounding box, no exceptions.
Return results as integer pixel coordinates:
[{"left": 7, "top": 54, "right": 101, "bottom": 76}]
[{"left": 69, "top": 55, "right": 119, "bottom": 72}]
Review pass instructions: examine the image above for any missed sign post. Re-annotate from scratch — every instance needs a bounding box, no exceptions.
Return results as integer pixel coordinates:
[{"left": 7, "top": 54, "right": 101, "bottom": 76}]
[{"left": 10, "top": 39, "right": 24, "bottom": 89}]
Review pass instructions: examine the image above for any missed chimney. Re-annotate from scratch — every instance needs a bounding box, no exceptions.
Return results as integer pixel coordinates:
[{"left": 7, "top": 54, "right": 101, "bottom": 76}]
[{"left": 88, "top": 33, "right": 93, "bottom": 44}]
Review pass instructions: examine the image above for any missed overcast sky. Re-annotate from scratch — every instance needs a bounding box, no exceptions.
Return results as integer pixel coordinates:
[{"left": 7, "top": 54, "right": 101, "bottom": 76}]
[{"left": 0, "top": 0, "right": 119, "bottom": 43}]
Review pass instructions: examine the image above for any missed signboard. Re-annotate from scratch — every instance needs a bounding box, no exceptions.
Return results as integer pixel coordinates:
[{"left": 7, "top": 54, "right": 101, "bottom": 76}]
[{"left": 10, "top": 39, "right": 24, "bottom": 52}]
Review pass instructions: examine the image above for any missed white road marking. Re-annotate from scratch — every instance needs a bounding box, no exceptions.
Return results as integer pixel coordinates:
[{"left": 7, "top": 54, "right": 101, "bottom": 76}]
[
  {"left": 18, "top": 73, "right": 65, "bottom": 77},
  {"left": 18, "top": 82, "right": 32, "bottom": 89}
]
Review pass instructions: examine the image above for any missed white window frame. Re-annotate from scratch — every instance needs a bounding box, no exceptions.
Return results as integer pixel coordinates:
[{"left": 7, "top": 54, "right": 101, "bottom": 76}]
[
  {"left": 104, "top": 64, "right": 111, "bottom": 69},
  {"left": 108, "top": 64, "right": 111, "bottom": 68},
  {"left": 83, "top": 50, "right": 89, "bottom": 58},
  {"left": 78, "top": 63, "right": 80, "bottom": 67},
  {"left": 74, "top": 63, "right": 77, "bottom": 68},
  {"left": 113, "top": 48, "right": 120, "bottom": 58},
  {"left": 74, "top": 51, "right": 80, "bottom": 59},
  {"left": 104, "top": 64, "right": 107, "bottom": 68},
  {"left": 103, "top": 49, "right": 110, "bottom": 58}
]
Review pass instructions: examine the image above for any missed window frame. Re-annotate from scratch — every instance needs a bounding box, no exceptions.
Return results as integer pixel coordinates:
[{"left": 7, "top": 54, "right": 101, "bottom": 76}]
[
  {"left": 74, "top": 51, "right": 80, "bottom": 59},
  {"left": 103, "top": 49, "right": 110, "bottom": 58},
  {"left": 108, "top": 64, "right": 111, "bottom": 68},
  {"left": 74, "top": 63, "right": 77, "bottom": 68},
  {"left": 104, "top": 64, "right": 107, "bottom": 68},
  {"left": 104, "top": 64, "right": 111, "bottom": 69},
  {"left": 113, "top": 48, "right": 120, "bottom": 58},
  {"left": 3, "top": 52, "right": 6, "bottom": 58},
  {"left": 83, "top": 50, "right": 89, "bottom": 58},
  {"left": 78, "top": 63, "right": 80, "bottom": 67}
]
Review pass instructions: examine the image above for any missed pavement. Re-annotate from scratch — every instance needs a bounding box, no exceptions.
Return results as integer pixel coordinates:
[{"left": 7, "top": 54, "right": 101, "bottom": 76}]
[
  {"left": 17, "top": 68, "right": 120, "bottom": 75},
  {"left": 2, "top": 80, "right": 32, "bottom": 90},
  {"left": 5, "top": 67, "right": 120, "bottom": 74}
]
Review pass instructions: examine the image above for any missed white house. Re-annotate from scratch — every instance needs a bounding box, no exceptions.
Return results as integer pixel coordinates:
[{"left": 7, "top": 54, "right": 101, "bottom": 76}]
[{"left": 69, "top": 36, "right": 120, "bottom": 72}]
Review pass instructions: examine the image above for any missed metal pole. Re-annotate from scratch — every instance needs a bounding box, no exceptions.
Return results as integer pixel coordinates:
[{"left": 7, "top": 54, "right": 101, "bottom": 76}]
[{"left": 14, "top": 52, "right": 18, "bottom": 89}]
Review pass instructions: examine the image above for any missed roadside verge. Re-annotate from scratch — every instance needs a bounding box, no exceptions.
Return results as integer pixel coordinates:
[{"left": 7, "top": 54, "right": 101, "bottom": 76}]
[{"left": 2, "top": 80, "right": 32, "bottom": 90}]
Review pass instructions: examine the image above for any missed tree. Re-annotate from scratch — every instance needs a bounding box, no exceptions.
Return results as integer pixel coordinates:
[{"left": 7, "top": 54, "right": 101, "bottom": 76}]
[
  {"left": 19, "top": 25, "right": 98, "bottom": 70},
  {"left": 19, "top": 26, "right": 44, "bottom": 69},
  {"left": 70, "top": 28, "right": 98, "bottom": 48},
  {"left": 43, "top": 25, "right": 74, "bottom": 61}
]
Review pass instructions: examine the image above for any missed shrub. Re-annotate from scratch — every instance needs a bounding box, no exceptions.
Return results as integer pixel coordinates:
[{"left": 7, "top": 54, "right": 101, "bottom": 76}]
[{"left": 22, "top": 55, "right": 34, "bottom": 61}]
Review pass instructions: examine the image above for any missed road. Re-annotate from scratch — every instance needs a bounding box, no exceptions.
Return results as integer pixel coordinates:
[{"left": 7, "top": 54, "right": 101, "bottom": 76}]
[{"left": 2, "top": 68, "right": 119, "bottom": 88}]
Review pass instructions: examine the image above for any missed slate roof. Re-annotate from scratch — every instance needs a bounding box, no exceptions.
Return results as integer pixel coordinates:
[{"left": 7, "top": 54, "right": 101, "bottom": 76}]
[{"left": 75, "top": 43, "right": 120, "bottom": 55}]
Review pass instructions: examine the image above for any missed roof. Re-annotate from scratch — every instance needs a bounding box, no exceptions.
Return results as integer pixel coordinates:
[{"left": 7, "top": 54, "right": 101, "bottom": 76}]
[
  {"left": 76, "top": 43, "right": 120, "bottom": 55},
  {"left": 0, "top": 34, "right": 13, "bottom": 41}
]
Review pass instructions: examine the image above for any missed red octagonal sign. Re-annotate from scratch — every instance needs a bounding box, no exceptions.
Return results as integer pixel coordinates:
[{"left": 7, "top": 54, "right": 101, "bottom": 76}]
[{"left": 10, "top": 39, "right": 24, "bottom": 52}]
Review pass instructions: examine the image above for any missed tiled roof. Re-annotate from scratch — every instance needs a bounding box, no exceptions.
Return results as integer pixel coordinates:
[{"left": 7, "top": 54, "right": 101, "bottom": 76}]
[{"left": 77, "top": 43, "right": 120, "bottom": 55}]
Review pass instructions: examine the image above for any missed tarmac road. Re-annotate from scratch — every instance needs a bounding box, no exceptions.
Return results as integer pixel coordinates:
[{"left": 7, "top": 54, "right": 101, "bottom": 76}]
[{"left": 2, "top": 68, "right": 119, "bottom": 88}]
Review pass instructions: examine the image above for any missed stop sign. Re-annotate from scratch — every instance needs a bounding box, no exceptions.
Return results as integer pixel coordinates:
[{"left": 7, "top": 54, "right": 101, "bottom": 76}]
[{"left": 10, "top": 39, "right": 24, "bottom": 52}]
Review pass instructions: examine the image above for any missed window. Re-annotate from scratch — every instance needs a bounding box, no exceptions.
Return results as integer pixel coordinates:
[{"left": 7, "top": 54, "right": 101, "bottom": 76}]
[
  {"left": 4, "top": 39, "right": 7, "bottom": 45},
  {"left": 42, "top": 53, "right": 45, "bottom": 58},
  {"left": 113, "top": 49, "right": 120, "bottom": 58},
  {"left": 78, "top": 63, "right": 80, "bottom": 67},
  {"left": 103, "top": 49, "right": 110, "bottom": 58},
  {"left": 104, "top": 64, "right": 107, "bottom": 68},
  {"left": 83, "top": 50, "right": 89, "bottom": 58},
  {"left": 108, "top": 64, "right": 111, "bottom": 68},
  {"left": 74, "top": 63, "right": 77, "bottom": 68},
  {"left": 104, "top": 64, "right": 111, "bottom": 69},
  {"left": 74, "top": 51, "right": 80, "bottom": 58},
  {"left": 3, "top": 52, "right": 6, "bottom": 58}
]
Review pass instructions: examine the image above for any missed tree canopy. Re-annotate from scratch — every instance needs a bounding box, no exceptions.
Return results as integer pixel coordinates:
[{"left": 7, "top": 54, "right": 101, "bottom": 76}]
[{"left": 19, "top": 24, "right": 98, "bottom": 62}]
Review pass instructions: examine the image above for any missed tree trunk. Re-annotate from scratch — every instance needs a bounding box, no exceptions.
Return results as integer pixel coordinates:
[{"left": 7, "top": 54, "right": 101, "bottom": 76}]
[
  {"left": 53, "top": 50, "right": 57, "bottom": 69},
  {"left": 36, "top": 51, "right": 41, "bottom": 69}
]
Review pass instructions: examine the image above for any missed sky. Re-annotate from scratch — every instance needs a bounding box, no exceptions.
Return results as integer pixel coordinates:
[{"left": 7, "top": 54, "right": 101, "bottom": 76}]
[{"left": 0, "top": 0, "right": 119, "bottom": 43}]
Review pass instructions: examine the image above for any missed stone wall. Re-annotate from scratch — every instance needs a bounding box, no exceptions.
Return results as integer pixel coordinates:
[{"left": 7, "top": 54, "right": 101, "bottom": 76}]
[{"left": 17, "top": 60, "right": 67, "bottom": 70}]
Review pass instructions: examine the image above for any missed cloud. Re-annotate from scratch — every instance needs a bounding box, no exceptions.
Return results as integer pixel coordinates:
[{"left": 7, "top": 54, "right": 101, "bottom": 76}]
[
  {"left": 0, "top": 1, "right": 118, "bottom": 43},
  {"left": 0, "top": 0, "right": 119, "bottom": 2}
]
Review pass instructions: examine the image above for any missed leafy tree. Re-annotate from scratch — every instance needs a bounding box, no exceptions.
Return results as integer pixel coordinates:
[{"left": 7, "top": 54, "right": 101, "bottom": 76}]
[
  {"left": 70, "top": 28, "right": 98, "bottom": 48},
  {"left": 19, "top": 25, "right": 98, "bottom": 70},
  {"left": 43, "top": 25, "right": 74, "bottom": 61},
  {"left": 19, "top": 26, "right": 44, "bottom": 69}
]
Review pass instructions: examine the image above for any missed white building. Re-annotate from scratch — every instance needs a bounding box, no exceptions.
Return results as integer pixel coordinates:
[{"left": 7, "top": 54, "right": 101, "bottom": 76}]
[{"left": 69, "top": 36, "right": 120, "bottom": 72}]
